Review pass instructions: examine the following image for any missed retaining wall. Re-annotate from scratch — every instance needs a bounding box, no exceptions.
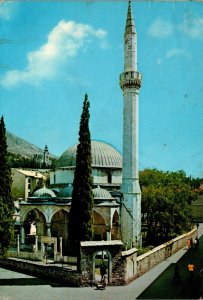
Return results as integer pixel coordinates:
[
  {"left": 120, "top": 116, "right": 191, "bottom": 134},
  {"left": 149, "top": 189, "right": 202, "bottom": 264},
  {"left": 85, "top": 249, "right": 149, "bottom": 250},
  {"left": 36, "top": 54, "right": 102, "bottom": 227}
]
[
  {"left": 137, "top": 228, "right": 197, "bottom": 276},
  {"left": 1, "top": 228, "right": 197, "bottom": 286}
]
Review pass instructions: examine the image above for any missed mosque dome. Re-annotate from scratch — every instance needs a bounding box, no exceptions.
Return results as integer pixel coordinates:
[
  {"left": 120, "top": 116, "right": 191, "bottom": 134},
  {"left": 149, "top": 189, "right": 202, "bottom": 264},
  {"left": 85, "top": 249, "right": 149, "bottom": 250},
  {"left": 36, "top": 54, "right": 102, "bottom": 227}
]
[
  {"left": 93, "top": 186, "right": 114, "bottom": 200},
  {"left": 57, "top": 140, "right": 122, "bottom": 169},
  {"left": 32, "top": 187, "right": 56, "bottom": 198},
  {"left": 58, "top": 184, "right": 73, "bottom": 198}
]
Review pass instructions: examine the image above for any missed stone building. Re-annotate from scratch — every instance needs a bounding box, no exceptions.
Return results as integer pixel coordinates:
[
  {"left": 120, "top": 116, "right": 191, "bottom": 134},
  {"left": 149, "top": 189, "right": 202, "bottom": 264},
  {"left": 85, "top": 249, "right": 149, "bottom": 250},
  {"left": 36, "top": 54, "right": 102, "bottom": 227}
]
[
  {"left": 20, "top": 141, "right": 121, "bottom": 253},
  {"left": 19, "top": 0, "right": 142, "bottom": 260},
  {"left": 12, "top": 169, "right": 47, "bottom": 201}
]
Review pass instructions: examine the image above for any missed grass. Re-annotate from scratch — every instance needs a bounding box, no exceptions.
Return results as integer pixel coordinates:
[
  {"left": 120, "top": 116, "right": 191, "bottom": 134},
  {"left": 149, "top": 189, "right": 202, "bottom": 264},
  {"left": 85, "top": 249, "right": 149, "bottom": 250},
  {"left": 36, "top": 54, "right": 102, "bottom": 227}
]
[{"left": 138, "top": 236, "right": 203, "bottom": 299}]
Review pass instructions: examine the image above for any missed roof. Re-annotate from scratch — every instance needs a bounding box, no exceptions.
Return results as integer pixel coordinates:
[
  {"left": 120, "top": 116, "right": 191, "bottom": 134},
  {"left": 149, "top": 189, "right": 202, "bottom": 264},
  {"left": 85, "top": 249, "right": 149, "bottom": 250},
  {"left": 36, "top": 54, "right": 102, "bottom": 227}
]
[
  {"left": 93, "top": 186, "right": 114, "bottom": 200},
  {"left": 58, "top": 184, "right": 73, "bottom": 198},
  {"left": 81, "top": 240, "right": 123, "bottom": 247},
  {"left": 13, "top": 169, "right": 46, "bottom": 179},
  {"left": 32, "top": 186, "right": 56, "bottom": 198},
  {"left": 56, "top": 140, "right": 122, "bottom": 169}
]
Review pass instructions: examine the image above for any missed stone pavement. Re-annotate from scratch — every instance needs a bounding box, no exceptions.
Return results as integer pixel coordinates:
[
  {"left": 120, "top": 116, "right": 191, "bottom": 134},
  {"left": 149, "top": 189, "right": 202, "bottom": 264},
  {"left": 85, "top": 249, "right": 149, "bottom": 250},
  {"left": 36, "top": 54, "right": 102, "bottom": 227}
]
[{"left": 0, "top": 225, "right": 202, "bottom": 300}]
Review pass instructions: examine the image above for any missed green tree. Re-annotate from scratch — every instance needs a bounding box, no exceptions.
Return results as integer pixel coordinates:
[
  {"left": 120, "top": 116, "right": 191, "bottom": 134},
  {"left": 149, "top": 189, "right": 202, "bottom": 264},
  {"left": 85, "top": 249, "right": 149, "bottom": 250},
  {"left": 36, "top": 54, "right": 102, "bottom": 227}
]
[
  {"left": 140, "top": 169, "right": 198, "bottom": 246},
  {"left": 68, "top": 94, "right": 94, "bottom": 271},
  {"left": 0, "top": 116, "right": 14, "bottom": 256}
]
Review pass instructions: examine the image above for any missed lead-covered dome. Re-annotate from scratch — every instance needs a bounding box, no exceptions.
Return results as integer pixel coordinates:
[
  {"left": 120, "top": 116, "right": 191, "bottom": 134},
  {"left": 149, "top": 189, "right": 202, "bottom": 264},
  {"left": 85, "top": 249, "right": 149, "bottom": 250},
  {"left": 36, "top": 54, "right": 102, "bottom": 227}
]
[
  {"left": 57, "top": 140, "right": 122, "bottom": 169},
  {"left": 32, "top": 187, "right": 56, "bottom": 198},
  {"left": 58, "top": 184, "right": 73, "bottom": 198},
  {"left": 93, "top": 186, "right": 114, "bottom": 200}
]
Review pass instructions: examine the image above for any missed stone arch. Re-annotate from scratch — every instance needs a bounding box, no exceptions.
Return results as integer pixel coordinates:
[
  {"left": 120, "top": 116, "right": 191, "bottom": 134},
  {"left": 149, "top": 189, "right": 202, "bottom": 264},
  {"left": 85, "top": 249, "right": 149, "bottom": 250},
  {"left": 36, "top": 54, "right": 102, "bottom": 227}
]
[
  {"left": 23, "top": 208, "right": 46, "bottom": 237},
  {"left": 93, "top": 249, "right": 112, "bottom": 283},
  {"left": 21, "top": 207, "right": 46, "bottom": 223},
  {"left": 93, "top": 211, "right": 107, "bottom": 241},
  {"left": 111, "top": 210, "right": 120, "bottom": 240},
  {"left": 51, "top": 209, "right": 69, "bottom": 254},
  {"left": 49, "top": 207, "right": 70, "bottom": 222},
  {"left": 93, "top": 208, "right": 108, "bottom": 225}
]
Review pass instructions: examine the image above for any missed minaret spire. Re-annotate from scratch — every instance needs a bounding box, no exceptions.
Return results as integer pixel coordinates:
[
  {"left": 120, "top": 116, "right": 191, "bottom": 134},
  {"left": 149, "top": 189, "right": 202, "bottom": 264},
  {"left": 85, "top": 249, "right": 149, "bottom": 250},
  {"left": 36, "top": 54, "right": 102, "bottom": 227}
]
[
  {"left": 120, "top": 2, "right": 142, "bottom": 247},
  {"left": 125, "top": 1, "right": 136, "bottom": 35}
]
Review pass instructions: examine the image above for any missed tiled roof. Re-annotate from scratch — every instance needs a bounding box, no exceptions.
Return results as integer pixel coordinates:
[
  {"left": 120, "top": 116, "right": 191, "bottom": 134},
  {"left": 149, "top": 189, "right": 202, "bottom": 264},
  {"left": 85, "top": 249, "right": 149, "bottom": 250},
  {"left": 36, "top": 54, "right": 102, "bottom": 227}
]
[{"left": 14, "top": 169, "right": 46, "bottom": 179}]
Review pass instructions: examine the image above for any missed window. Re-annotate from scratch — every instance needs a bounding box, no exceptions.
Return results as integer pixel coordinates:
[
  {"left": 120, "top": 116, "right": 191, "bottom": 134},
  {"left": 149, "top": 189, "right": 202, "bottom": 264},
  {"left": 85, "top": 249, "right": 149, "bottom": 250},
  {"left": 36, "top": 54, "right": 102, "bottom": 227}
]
[{"left": 107, "top": 172, "right": 112, "bottom": 184}]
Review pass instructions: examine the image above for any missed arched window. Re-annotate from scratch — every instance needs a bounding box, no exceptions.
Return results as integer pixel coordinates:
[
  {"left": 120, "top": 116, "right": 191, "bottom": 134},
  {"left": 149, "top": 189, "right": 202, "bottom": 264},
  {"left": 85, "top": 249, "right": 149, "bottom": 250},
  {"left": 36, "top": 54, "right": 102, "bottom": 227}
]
[{"left": 107, "top": 172, "right": 112, "bottom": 184}]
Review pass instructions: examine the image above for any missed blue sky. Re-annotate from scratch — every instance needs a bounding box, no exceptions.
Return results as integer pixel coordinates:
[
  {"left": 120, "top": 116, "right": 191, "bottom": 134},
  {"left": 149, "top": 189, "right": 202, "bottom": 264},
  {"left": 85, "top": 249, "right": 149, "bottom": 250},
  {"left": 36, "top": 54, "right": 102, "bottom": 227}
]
[{"left": 0, "top": 1, "right": 202, "bottom": 178}]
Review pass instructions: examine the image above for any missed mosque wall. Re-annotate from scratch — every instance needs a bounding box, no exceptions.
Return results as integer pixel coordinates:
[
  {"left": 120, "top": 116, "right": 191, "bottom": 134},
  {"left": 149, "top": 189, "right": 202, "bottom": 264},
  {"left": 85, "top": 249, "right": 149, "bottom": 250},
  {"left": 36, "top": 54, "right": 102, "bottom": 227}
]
[
  {"left": 50, "top": 169, "right": 74, "bottom": 185},
  {"left": 50, "top": 168, "right": 122, "bottom": 186},
  {"left": 92, "top": 169, "right": 122, "bottom": 185}
]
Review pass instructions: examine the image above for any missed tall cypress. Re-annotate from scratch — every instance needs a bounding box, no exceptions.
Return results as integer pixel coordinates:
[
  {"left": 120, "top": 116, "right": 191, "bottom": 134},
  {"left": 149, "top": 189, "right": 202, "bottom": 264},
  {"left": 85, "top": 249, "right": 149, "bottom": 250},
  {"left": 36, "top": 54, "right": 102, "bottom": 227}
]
[
  {"left": 68, "top": 94, "right": 94, "bottom": 266},
  {"left": 0, "top": 116, "right": 14, "bottom": 256}
]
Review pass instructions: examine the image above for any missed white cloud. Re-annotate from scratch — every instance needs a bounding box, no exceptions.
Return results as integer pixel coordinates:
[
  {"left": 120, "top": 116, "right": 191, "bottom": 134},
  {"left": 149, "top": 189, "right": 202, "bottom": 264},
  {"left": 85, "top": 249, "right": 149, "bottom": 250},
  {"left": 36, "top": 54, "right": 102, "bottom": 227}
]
[
  {"left": 0, "top": 0, "right": 16, "bottom": 20},
  {"left": 147, "top": 19, "right": 174, "bottom": 38},
  {"left": 179, "top": 13, "right": 203, "bottom": 39},
  {"left": 157, "top": 48, "right": 191, "bottom": 65},
  {"left": 148, "top": 13, "right": 203, "bottom": 40},
  {"left": 166, "top": 48, "right": 191, "bottom": 59},
  {"left": 1, "top": 20, "right": 108, "bottom": 87}
]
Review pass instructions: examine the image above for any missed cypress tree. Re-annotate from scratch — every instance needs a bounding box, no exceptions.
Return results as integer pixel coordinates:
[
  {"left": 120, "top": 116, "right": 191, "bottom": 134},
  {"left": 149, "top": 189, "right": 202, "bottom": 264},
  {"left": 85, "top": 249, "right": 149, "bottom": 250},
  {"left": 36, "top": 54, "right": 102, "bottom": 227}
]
[
  {"left": 0, "top": 116, "right": 14, "bottom": 256},
  {"left": 68, "top": 94, "right": 94, "bottom": 268}
]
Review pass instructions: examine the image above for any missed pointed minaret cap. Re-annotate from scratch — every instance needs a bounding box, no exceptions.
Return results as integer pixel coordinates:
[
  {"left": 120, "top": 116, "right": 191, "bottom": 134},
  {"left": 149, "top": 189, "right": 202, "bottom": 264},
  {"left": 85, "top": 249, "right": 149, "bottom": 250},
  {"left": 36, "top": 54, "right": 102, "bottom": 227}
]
[{"left": 125, "top": 1, "right": 136, "bottom": 34}]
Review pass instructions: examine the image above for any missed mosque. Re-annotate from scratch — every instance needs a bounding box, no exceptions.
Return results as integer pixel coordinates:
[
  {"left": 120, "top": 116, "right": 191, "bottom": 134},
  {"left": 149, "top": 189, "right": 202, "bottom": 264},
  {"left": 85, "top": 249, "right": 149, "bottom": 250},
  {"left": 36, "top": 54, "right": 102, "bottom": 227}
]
[{"left": 19, "top": 1, "right": 142, "bottom": 253}]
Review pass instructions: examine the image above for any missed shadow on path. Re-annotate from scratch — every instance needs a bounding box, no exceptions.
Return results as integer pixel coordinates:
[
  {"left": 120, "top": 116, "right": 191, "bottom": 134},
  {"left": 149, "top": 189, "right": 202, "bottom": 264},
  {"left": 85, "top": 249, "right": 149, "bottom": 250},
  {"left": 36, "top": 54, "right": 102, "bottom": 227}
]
[
  {"left": 0, "top": 277, "right": 50, "bottom": 286},
  {"left": 138, "top": 235, "right": 203, "bottom": 299}
]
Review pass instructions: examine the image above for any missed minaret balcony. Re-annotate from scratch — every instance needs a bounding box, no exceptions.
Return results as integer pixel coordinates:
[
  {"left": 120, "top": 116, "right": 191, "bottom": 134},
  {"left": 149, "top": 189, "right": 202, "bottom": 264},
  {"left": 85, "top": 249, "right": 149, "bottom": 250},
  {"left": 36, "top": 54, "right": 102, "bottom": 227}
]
[{"left": 120, "top": 71, "right": 142, "bottom": 90}]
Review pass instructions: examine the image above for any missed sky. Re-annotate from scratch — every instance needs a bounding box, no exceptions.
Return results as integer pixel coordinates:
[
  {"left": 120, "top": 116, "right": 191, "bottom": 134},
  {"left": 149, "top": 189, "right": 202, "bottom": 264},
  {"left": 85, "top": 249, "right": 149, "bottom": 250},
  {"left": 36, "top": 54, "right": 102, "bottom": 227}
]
[{"left": 0, "top": 0, "right": 203, "bottom": 179}]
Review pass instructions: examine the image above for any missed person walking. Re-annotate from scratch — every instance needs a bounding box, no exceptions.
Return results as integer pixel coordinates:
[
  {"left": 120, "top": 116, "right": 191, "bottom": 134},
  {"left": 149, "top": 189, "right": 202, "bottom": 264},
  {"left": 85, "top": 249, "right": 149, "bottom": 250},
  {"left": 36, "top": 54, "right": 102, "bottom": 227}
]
[
  {"left": 187, "top": 239, "right": 191, "bottom": 250},
  {"left": 173, "top": 264, "right": 181, "bottom": 284},
  {"left": 194, "top": 236, "right": 199, "bottom": 250},
  {"left": 102, "top": 274, "right": 108, "bottom": 289},
  {"left": 100, "top": 262, "right": 107, "bottom": 282},
  {"left": 188, "top": 262, "right": 195, "bottom": 280}
]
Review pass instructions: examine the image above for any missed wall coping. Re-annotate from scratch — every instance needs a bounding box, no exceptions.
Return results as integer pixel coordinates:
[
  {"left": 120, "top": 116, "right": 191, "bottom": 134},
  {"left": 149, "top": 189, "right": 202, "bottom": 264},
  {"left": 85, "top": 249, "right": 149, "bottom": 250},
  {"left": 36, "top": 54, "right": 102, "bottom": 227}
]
[
  {"left": 122, "top": 247, "right": 137, "bottom": 257},
  {"left": 81, "top": 240, "right": 123, "bottom": 247},
  {"left": 137, "top": 227, "right": 196, "bottom": 262}
]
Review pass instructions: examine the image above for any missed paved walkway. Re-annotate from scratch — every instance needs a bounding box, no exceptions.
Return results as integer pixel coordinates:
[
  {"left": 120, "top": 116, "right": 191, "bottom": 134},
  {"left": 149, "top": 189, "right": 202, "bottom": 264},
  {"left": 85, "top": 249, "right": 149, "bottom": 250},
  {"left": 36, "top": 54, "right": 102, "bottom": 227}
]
[{"left": 0, "top": 225, "right": 202, "bottom": 300}]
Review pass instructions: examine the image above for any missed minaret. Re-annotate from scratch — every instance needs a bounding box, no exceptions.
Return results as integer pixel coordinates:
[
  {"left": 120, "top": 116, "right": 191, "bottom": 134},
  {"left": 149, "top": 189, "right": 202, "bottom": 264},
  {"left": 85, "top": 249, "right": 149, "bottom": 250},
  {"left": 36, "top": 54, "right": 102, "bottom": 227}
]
[
  {"left": 120, "top": 1, "right": 142, "bottom": 247},
  {"left": 43, "top": 145, "right": 50, "bottom": 167}
]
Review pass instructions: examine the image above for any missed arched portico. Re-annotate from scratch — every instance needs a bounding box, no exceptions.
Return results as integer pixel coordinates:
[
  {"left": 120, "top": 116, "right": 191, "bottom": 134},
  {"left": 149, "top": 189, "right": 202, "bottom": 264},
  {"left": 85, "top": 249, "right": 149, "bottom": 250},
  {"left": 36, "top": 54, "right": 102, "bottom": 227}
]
[
  {"left": 23, "top": 209, "right": 46, "bottom": 241},
  {"left": 51, "top": 209, "right": 69, "bottom": 254},
  {"left": 93, "top": 211, "right": 107, "bottom": 241}
]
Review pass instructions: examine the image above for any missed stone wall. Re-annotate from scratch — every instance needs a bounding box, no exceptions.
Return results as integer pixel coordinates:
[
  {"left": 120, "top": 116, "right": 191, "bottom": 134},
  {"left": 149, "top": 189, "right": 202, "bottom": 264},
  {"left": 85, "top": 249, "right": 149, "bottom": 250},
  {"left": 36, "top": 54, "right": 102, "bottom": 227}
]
[
  {"left": 0, "top": 258, "right": 86, "bottom": 287},
  {"left": 137, "top": 228, "right": 197, "bottom": 276},
  {"left": 121, "top": 248, "right": 137, "bottom": 283},
  {"left": 80, "top": 241, "right": 125, "bottom": 286},
  {"left": 2, "top": 228, "right": 197, "bottom": 287}
]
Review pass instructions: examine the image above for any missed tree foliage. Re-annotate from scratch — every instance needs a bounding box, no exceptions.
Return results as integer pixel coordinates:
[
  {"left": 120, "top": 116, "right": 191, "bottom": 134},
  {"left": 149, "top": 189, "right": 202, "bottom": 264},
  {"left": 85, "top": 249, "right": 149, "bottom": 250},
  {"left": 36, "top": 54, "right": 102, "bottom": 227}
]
[
  {"left": 68, "top": 94, "right": 94, "bottom": 253},
  {"left": 140, "top": 169, "right": 199, "bottom": 246},
  {"left": 8, "top": 152, "right": 57, "bottom": 169},
  {"left": 0, "top": 116, "right": 14, "bottom": 256}
]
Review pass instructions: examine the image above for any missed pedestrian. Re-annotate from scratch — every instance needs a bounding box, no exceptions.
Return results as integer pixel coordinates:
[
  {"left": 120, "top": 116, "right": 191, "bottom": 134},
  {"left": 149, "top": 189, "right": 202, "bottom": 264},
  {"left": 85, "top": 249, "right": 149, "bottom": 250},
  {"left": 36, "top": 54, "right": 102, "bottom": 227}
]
[
  {"left": 190, "top": 238, "right": 193, "bottom": 249},
  {"left": 187, "top": 239, "right": 191, "bottom": 250},
  {"left": 100, "top": 262, "right": 107, "bottom": 282},
  {"left": 187, "top": 262, "right": 195, "bottom": 280},
  {"left": 173, "top": 264, "right": 181, "bottom": 284},
  {"left": 102, "top": 274, "right": 108, "bottom": 289},
  {"left": 194, "top": 236, "right": 199, "bottom": 249}
]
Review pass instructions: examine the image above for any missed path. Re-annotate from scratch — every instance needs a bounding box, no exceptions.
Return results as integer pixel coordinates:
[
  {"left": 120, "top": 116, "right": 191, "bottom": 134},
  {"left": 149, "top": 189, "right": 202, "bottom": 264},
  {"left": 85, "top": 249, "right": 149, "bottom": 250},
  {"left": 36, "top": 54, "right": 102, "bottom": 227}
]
[{"left": 0, "top": 225, "right": 202, "bottom": 300}]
